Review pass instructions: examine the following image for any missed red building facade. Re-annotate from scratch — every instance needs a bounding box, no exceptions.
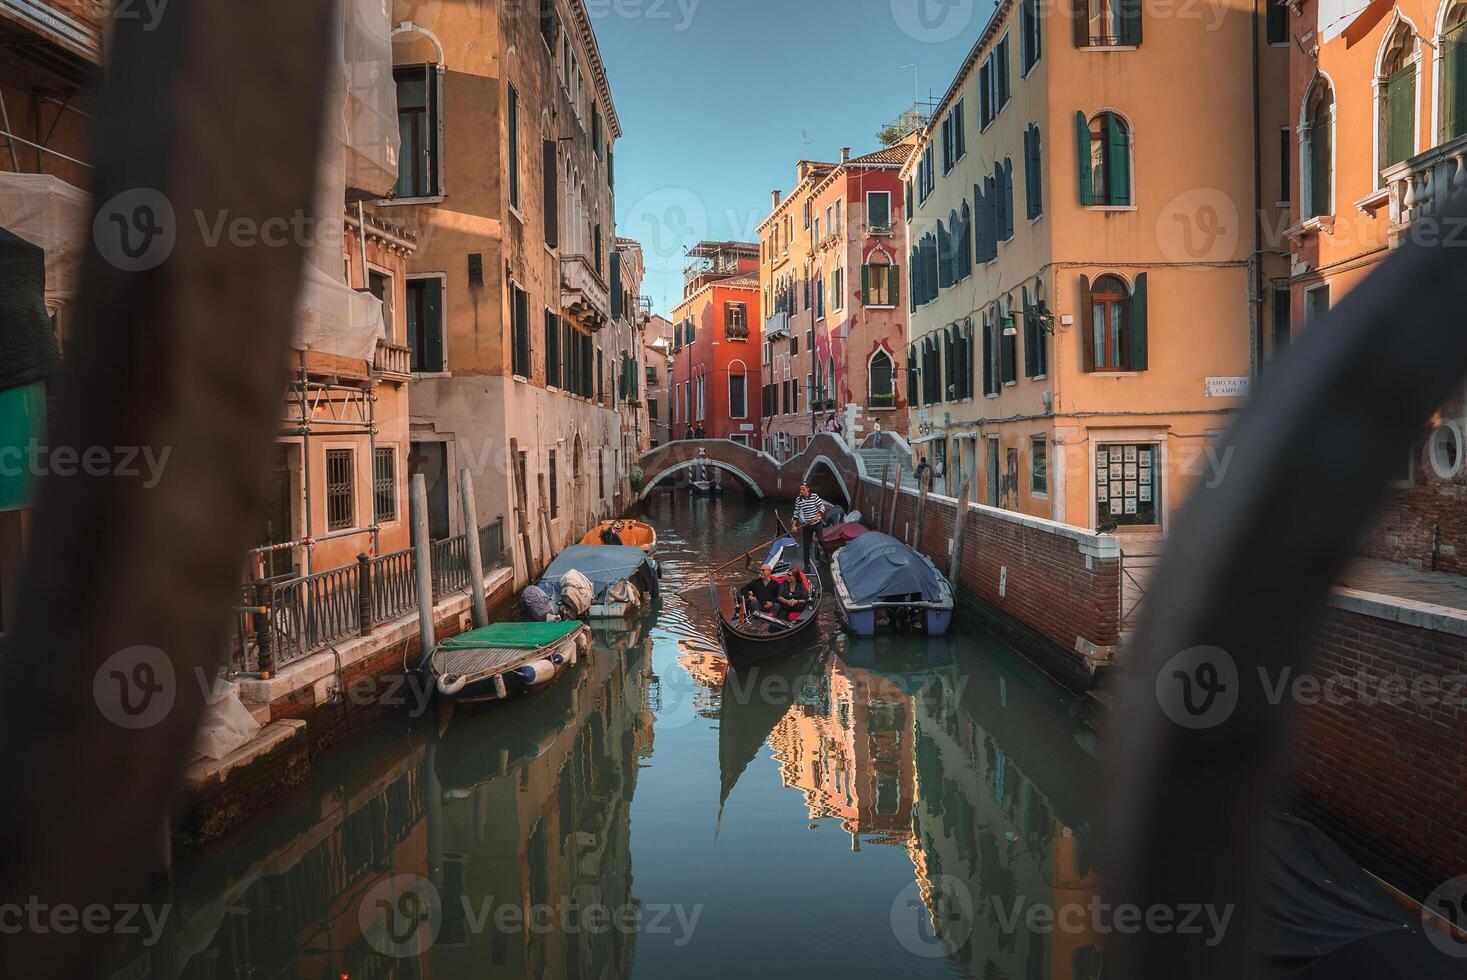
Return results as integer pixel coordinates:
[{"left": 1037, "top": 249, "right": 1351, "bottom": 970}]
[{"left": 670, "top": 243, "right": 763, "bottom": 444}]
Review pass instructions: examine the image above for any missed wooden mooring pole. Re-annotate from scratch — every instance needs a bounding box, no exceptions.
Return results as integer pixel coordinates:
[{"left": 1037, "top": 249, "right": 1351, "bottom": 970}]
[
  {"left": 460, "top": 468, "right": 489, "bottom": 628},
  {"left": 914, "top": 472, "right": 931, "bottom": 551},
  {"left": 885, "top": 462, "right": 901, "bottom": 535},
  {"left": 411, "top": 474, "right": 436, "bottom": 660},
  {"left": 950, "top": 478, "right": 973, "bottom": 584}
]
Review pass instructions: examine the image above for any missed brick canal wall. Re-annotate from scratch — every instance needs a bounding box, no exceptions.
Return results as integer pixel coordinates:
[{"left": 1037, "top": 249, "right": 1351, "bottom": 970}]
[
  {"left": 1288, "top": 589, "right": 1467, "bottom": 895},
  {"left": 853, "top": 475, "right": 1122, "bottom": 689}
]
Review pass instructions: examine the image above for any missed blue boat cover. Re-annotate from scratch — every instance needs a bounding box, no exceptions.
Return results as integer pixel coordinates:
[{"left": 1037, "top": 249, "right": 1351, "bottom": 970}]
[
  {"left": 540, "top": 545, "right": 657, "bottom": 600},
  {"left": 835, "top": 532, "right": 945, "bottom": 605}
]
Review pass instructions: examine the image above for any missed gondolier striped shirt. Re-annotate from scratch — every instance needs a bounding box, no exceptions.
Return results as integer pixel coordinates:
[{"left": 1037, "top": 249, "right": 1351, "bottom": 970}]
[{"left": 793, "top": 493, "right": 826, "bottom": 526}]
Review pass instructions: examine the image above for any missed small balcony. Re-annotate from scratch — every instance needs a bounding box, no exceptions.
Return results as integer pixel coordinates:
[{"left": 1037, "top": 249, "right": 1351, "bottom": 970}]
[
  {"left": 1379, "top": 132, "right": 1467, "bottom": 238},
  {"left": 561, "top": 253, "right": 611, "bottom": 331},
  {"left": 372, "top": 339, "right": 413, "bottom": 381},
  {"left": 726, "top": 321, "right": 750, "bottom": 340},
  {"left": 764, "top": 311, "right": 790, "bottom": 338}
]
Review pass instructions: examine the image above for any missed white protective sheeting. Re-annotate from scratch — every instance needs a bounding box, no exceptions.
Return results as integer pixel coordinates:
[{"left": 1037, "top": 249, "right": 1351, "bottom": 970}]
[
  {"left": 342, "top": 0, "right": 400, "bottom": 198},
  {"left": 0, "top": 172, "right": 89, "bottom": 314},
  {"left": 296, "top": 262, "right": 387, "bottom": 362},
  {"left": 193, "top": 683, "right": 263, "bottom": 761},
  {"left": 295, "top": 0, "right": 396, "bottom": 361}
]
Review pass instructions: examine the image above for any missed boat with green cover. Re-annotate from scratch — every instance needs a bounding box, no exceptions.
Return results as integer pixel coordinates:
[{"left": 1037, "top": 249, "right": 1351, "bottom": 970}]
[{"left": 429, "top": 620, "right": 592, "bottom": 704}]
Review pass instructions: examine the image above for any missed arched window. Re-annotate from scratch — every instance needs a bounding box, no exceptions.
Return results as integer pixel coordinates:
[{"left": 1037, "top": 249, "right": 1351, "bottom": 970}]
[
  {"left": 869, "top": 348, "right": 894, "bottom": 406},
  {"left": 728, "top": 360, "right": 748, "bottom": 420},
  {"left": 1302, "top": 77, "right": 1334, "bottom": 218},
  {"left": 958, "top": 200, "right": 973, "bottom": 278},
  {"left": 1077, "top": 111, "right": 1132, "bottom": 206},
  {"left": 1080, "top": 273, "right": 1149, "bottom": 372},
  {"left": 1378, "top": 22, "right": 1418, "bottom": 171},
  {"left": 573, "top": 433, "right": 583, "bottom": 479},
  {"left": 906, "top": 345, "right": 919, "bottom": 403},
  {"left": 1440, "top": 4, "right": 1467, "bottom": 142}
]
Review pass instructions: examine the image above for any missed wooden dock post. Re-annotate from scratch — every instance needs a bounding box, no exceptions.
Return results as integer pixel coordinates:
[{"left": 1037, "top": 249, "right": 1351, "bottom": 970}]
[
  {"left": 460, "top": 468, "right": 489, "bottom": 628},
  {"left": 536, "top": 472, "right": 554, "bottom": 566},
  {"left": 885, "top": 462, "right": 901, "bottom": 536},
  {"left": 878, "top": 463, "right": 891, "bottom": 533},
  {"left": 509, "top": 439, "right": 535, "bottom": 579},
  {"left": 411, "top": 473, "right": 437, "bottom": 660},
  {"left": 950, "top": 478, "right": 972, "bottom": 584},
  {"left": 914, "top": 473, "right": 931, "bottom": 552}
]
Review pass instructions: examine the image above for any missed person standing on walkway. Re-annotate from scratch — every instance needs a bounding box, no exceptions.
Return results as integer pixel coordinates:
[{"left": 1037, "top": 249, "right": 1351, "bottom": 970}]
[
  {"left": 914, "top": 455, "right": 930, "bottom": 490},
  {"left": 792, "top": 483, "right": 827, "bottom": 564}
]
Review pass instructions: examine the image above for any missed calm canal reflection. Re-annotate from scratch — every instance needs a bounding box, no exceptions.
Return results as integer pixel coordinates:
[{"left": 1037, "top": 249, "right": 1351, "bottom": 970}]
[{"left": 134, "top": 495, "right": 1100, "bottom": 980}]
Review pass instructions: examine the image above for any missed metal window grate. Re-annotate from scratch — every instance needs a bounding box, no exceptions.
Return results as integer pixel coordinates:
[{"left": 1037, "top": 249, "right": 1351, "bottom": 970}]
[
  {"left": 373, "top": 448, "right": 396, "bottom": 523},
  {"left": 326, "top": 449, "right": 355, "bottom": 531}
]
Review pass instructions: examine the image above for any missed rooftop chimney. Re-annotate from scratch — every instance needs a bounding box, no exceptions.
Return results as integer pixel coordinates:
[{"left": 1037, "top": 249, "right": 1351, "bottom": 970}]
[
  {"left": 840, "top": 147, "right": 851, "bottom": 163},
  {"left": 771, "top": 189, "right": 781, "bottom": 209}
]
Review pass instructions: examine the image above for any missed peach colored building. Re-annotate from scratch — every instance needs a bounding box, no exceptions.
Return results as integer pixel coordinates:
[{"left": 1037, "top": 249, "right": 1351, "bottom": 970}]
[
  {"left": 900, "top": 0, "right": 1290, "bottom": 538},
  {"left": 1286, "top": 0, "right": 1467, "bottom": 572},
  {"left": 758, "top": 141, "right": 915, "bottom": 462},
  {"left": 386, "top": 0, "right": 636, "bottom": 586}
]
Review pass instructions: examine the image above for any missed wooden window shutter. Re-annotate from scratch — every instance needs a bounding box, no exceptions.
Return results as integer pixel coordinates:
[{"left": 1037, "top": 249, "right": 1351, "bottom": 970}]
[
  {"left": 1129, "top": 272, "right": 1149, "bottom": 371},
  {"left": 984, "top": 177, "right": 999, "bottom": 261},
  {"left": 1079, "top": 275, "right": 1095, "bottom": 372},
  {"left": 1446, "top": 27, "right": 1467, "bottom": 142},
  {"left": 1075, "top": 112, "right": 1094, "bottom": 205},
  {"left": 1106, "top": 114, "right": 1130, "bottom": 205},
  {"left": 982, "top": 316, "right": 995, "bottom": 394},
  {"left": 1073, "top": 0, "right": 1091, "bottom": 47},
  {"left": 543, "top": 141, "right": 558, "bottom": 248},
  {"left": 891, "top": 266, "right": 900, "bottom": 309},
  {"left": 861, "top": 264, "right": 871, "bottom": 305},
  {"left": 424, "top": 279, "right": 444, "bottom": 372},
  {"left": 1022, "top": 288, "right": 1037, "bottom": 378},
  {"left": 1119, "top": 0, "right": 1142, "bottom": 45},
  {"left": 1002, "top": 159, "right": 1015, "bottom": 238}
]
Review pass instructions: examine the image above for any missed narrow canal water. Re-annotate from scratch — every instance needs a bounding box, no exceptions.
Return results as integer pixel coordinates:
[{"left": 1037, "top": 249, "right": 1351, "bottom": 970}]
[{"left": 140, "top": 496, "right": 1100, "bottom": 980}]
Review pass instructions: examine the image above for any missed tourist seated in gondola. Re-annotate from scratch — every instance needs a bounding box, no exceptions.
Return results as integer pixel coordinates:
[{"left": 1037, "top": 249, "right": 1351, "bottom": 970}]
[
  {"left": 741, "top": 564, "right": 782, "bottom": 616},
  {"left": 776, "top": 566, "right": 812, "bottom": 620},
  {"left": 599, "top": 521, "right": 625, "bottom": 546}
]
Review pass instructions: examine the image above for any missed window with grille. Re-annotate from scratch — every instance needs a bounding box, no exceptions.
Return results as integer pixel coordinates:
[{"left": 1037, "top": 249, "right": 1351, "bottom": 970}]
[
  {"left": 549, "top": 450, "right": 559, "bottom": 518},
  {"left": 326, "top": 449, "right": 355, "bottom": 531},
  {"left": 373, "top": 448, "right": 397, "bottom": 523}
]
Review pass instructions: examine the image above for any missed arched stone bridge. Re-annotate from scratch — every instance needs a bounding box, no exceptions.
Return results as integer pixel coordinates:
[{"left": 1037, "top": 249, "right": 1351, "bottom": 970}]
[{"left": 637, "top": 434, "right": 880, "bottom": 505}]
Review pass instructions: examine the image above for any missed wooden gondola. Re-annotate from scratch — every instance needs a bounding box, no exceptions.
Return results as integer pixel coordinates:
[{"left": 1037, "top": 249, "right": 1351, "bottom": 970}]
[{"left": 712, "top": 518, "right": 823, "bottom": 669}]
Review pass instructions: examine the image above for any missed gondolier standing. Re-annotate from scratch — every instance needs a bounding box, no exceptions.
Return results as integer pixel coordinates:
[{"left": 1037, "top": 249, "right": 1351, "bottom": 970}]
[{"left": 792, "top": 483, "right": 827, "bottom": 564}]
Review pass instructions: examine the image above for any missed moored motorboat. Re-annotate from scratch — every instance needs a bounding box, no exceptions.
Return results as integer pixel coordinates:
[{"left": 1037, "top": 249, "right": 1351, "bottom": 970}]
[
  {"left": 428, "top": 621, "right": 591, "bottom": 704},
  {"left": 691, "top": 479, "right": 724, "bottom": 496},
  {"left": 817, "top": 519, "right": 869, "bottom": 559},
  {"left": 829, "top": 531, "right": 954, "bottom": 637},
  {"left": 580, "top": 519, "right": 658, "bottom": 563},
  {"left": 713, "top": 529, "right": 823, "bottom": 668},
  {"left": 534, "top": 544, "right": 659, "bottom": 621}
]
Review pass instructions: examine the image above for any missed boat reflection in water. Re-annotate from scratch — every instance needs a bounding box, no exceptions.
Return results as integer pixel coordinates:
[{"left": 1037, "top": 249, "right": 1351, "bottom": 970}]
[
  {"left": 708, "top": 631, "right": 1101, "bottom": 979},
  {"left": 113, "top": 623, "right": 657, "bottom": 980}
]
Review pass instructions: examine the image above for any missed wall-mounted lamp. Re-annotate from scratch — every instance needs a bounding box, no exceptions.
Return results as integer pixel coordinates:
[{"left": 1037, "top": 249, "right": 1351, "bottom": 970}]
[{"left": 1005, "top": 300, "right": 1064, "bottom": 336}]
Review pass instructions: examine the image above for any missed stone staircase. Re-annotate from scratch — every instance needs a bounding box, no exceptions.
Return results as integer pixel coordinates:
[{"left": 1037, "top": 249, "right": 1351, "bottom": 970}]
[{"left": 857, "top": 446, "right": 918, "bottom": 490}]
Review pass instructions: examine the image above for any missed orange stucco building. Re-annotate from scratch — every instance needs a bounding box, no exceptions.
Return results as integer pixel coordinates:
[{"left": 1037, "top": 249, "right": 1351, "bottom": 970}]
[
  {"left": 1287, "top": 0, "right": 1467, "bottom": 572},
  {"left": 900, "top": 0, "right": 1290, "bottom": 538},
  {"left": 669, "top": 242, "right": 762, "bottom": 445}
]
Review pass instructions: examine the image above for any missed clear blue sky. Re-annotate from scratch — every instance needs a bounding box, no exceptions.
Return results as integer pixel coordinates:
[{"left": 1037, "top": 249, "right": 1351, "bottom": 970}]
[{"left": 593, "top": 0, "right": 983, "bottom": 316}]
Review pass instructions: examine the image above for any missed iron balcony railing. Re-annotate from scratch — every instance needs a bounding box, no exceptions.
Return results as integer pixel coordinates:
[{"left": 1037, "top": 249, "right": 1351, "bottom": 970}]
[{"left": 233, "top": 519, "right": 506, "bottom": 672}]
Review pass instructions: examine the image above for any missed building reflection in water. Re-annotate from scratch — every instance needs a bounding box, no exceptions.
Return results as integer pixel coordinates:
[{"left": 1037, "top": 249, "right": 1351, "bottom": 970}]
[
  {"left": 112, "top": 624, "right": 655, "bottom": 980},
  {"left": 713, "top": 634, "right": 1103, "bottom": 980}
]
